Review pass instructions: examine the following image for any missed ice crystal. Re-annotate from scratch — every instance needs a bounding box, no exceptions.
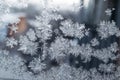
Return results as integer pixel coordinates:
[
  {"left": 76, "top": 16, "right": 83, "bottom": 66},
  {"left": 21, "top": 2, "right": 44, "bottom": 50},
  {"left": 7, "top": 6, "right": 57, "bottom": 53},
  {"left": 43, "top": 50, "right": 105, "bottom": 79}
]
[
  {"left": 72, "top": 67, "right": 90, "bottom": 80},
  {"left": 55, "top": 64, "right": 73, "bottom": 80},
  {"left": 105, "top": 9, "right": 112, "bottom": 16},
  {"left": 18, "top": 35, "right": 38, "bottom": 55},
  {"left": 29, "top": 57, "right": 46, "bottom": 73},
  {"left": 98, "top": 63, "right": 116, "bottom": 73},
  {"left": 9, "top": 24, "right": 18, "bottom": 33},
  {"left": 93, "top": 48, "right": 116, "bottom": 63},
  {"left": 0, "top": 51, "right": 27, "bottom": 79},
  {"left": 6, "top": 37, "right": 18, "bottom": 48},
  {"left": 49, "top": 37, "right": 69, "bottom": 59},
  {"left": 97, "top": 21, "right": 120, "bottom": 39},
  {"left": 60, "top": 19, "right": 89, "bottom": 39},
  {"left": 26, "top": 29, "right": 37, "bottom": 41}
]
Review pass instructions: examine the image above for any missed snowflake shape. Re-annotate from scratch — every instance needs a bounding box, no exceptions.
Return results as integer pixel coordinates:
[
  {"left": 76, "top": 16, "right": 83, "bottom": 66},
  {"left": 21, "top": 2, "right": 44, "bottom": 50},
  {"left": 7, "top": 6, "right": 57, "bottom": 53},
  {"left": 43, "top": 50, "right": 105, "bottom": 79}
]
[
  {"left": 29, "top": 57, "right": 46, "bottom": 73},
  {"left": 18, "top": 35, "right": 38, "bottom": 55},
  {"left": 105, "top": 9, "right": 112, "bottom": 16},
  {"left": 9, "top": 24, "right": 18, "bottom": 33},
  {"left": 60, "top": 19, "right": 89, "bottom": 39},
  {"left": 6, "top": 37, "right": 18, "bottom": 48},
  {"left": 97, "top": 21, "right": 120, "bottom": 39}
]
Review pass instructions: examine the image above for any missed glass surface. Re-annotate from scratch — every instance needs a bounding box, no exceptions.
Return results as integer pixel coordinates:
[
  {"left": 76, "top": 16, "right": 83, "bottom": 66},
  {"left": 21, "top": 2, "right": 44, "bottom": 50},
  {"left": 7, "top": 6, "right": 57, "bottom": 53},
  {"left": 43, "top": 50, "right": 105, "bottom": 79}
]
[{"left": 0, "top": 0, "right": 120, "bottom": 80}]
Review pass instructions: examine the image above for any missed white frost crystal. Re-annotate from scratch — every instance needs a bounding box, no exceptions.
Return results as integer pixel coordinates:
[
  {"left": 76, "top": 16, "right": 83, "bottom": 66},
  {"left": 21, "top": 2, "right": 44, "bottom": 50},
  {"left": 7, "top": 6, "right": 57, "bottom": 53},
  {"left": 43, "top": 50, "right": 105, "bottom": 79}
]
[
  {"left": 6, "top": 37, "right": 18, "bottom": 48},
  {"left": 29, "top": 57, "right": 46, "bottom": 73},
  {"left": 60, "top": 19, "right": 89, "bottom": 39},
  {"left": 98, "top": 63, "right": 116, "bottom": 73},
  {"left": 49, "top": 37, "right": 69, "bottom": 59},
  {"left": 9, "top": 24, "right": 19, "bottom": 33},
  {"left": 18, "top": 35, "right": 38, "bottom": 55},
  {"left": 97, "top": 21, "right": 120, "bottom": 39},
  {"left": 26, "top": 29, "right": 37, "bottom": 41},
  {"left": 105, "top": 9, "right": 112, "bottom": 16}
]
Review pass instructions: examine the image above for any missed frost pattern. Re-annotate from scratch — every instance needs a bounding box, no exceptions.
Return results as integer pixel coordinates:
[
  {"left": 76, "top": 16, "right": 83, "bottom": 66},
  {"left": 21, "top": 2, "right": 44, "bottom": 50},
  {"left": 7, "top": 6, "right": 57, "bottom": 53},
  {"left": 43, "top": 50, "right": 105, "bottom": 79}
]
[
  {"left": 26, "top": 29, "right": 37, "bottom": 41},
  {"left": 28, "top": 57, "right": 46, "bottom": 73},
  {"left": 97, "top": 21, "right": 120, "bottom": 39},
  {"left": 0, "top": 0, "right": 120, "bottom": 80},
  {"left": 49, "top": 37, "right": 69, "bottom": 59},
  {"left": 18, "top": 35, "right": 38, "bottom": 55},
  {"left": 60, "top": 19, "right": 89, "bottom": 39},
  {"left": 6, "top": 37, "right": 18, "bottom": 48},
  {"left": 9, "top": 24, "right": 19, "bottom": 33}
]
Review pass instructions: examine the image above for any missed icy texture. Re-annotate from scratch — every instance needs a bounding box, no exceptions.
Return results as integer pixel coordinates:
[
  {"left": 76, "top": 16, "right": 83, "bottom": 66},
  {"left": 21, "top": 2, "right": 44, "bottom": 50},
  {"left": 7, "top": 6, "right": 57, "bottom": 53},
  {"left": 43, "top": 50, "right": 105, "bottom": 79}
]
[{"left": 0, "top": 0, "right": 120, "bottom": 80}]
